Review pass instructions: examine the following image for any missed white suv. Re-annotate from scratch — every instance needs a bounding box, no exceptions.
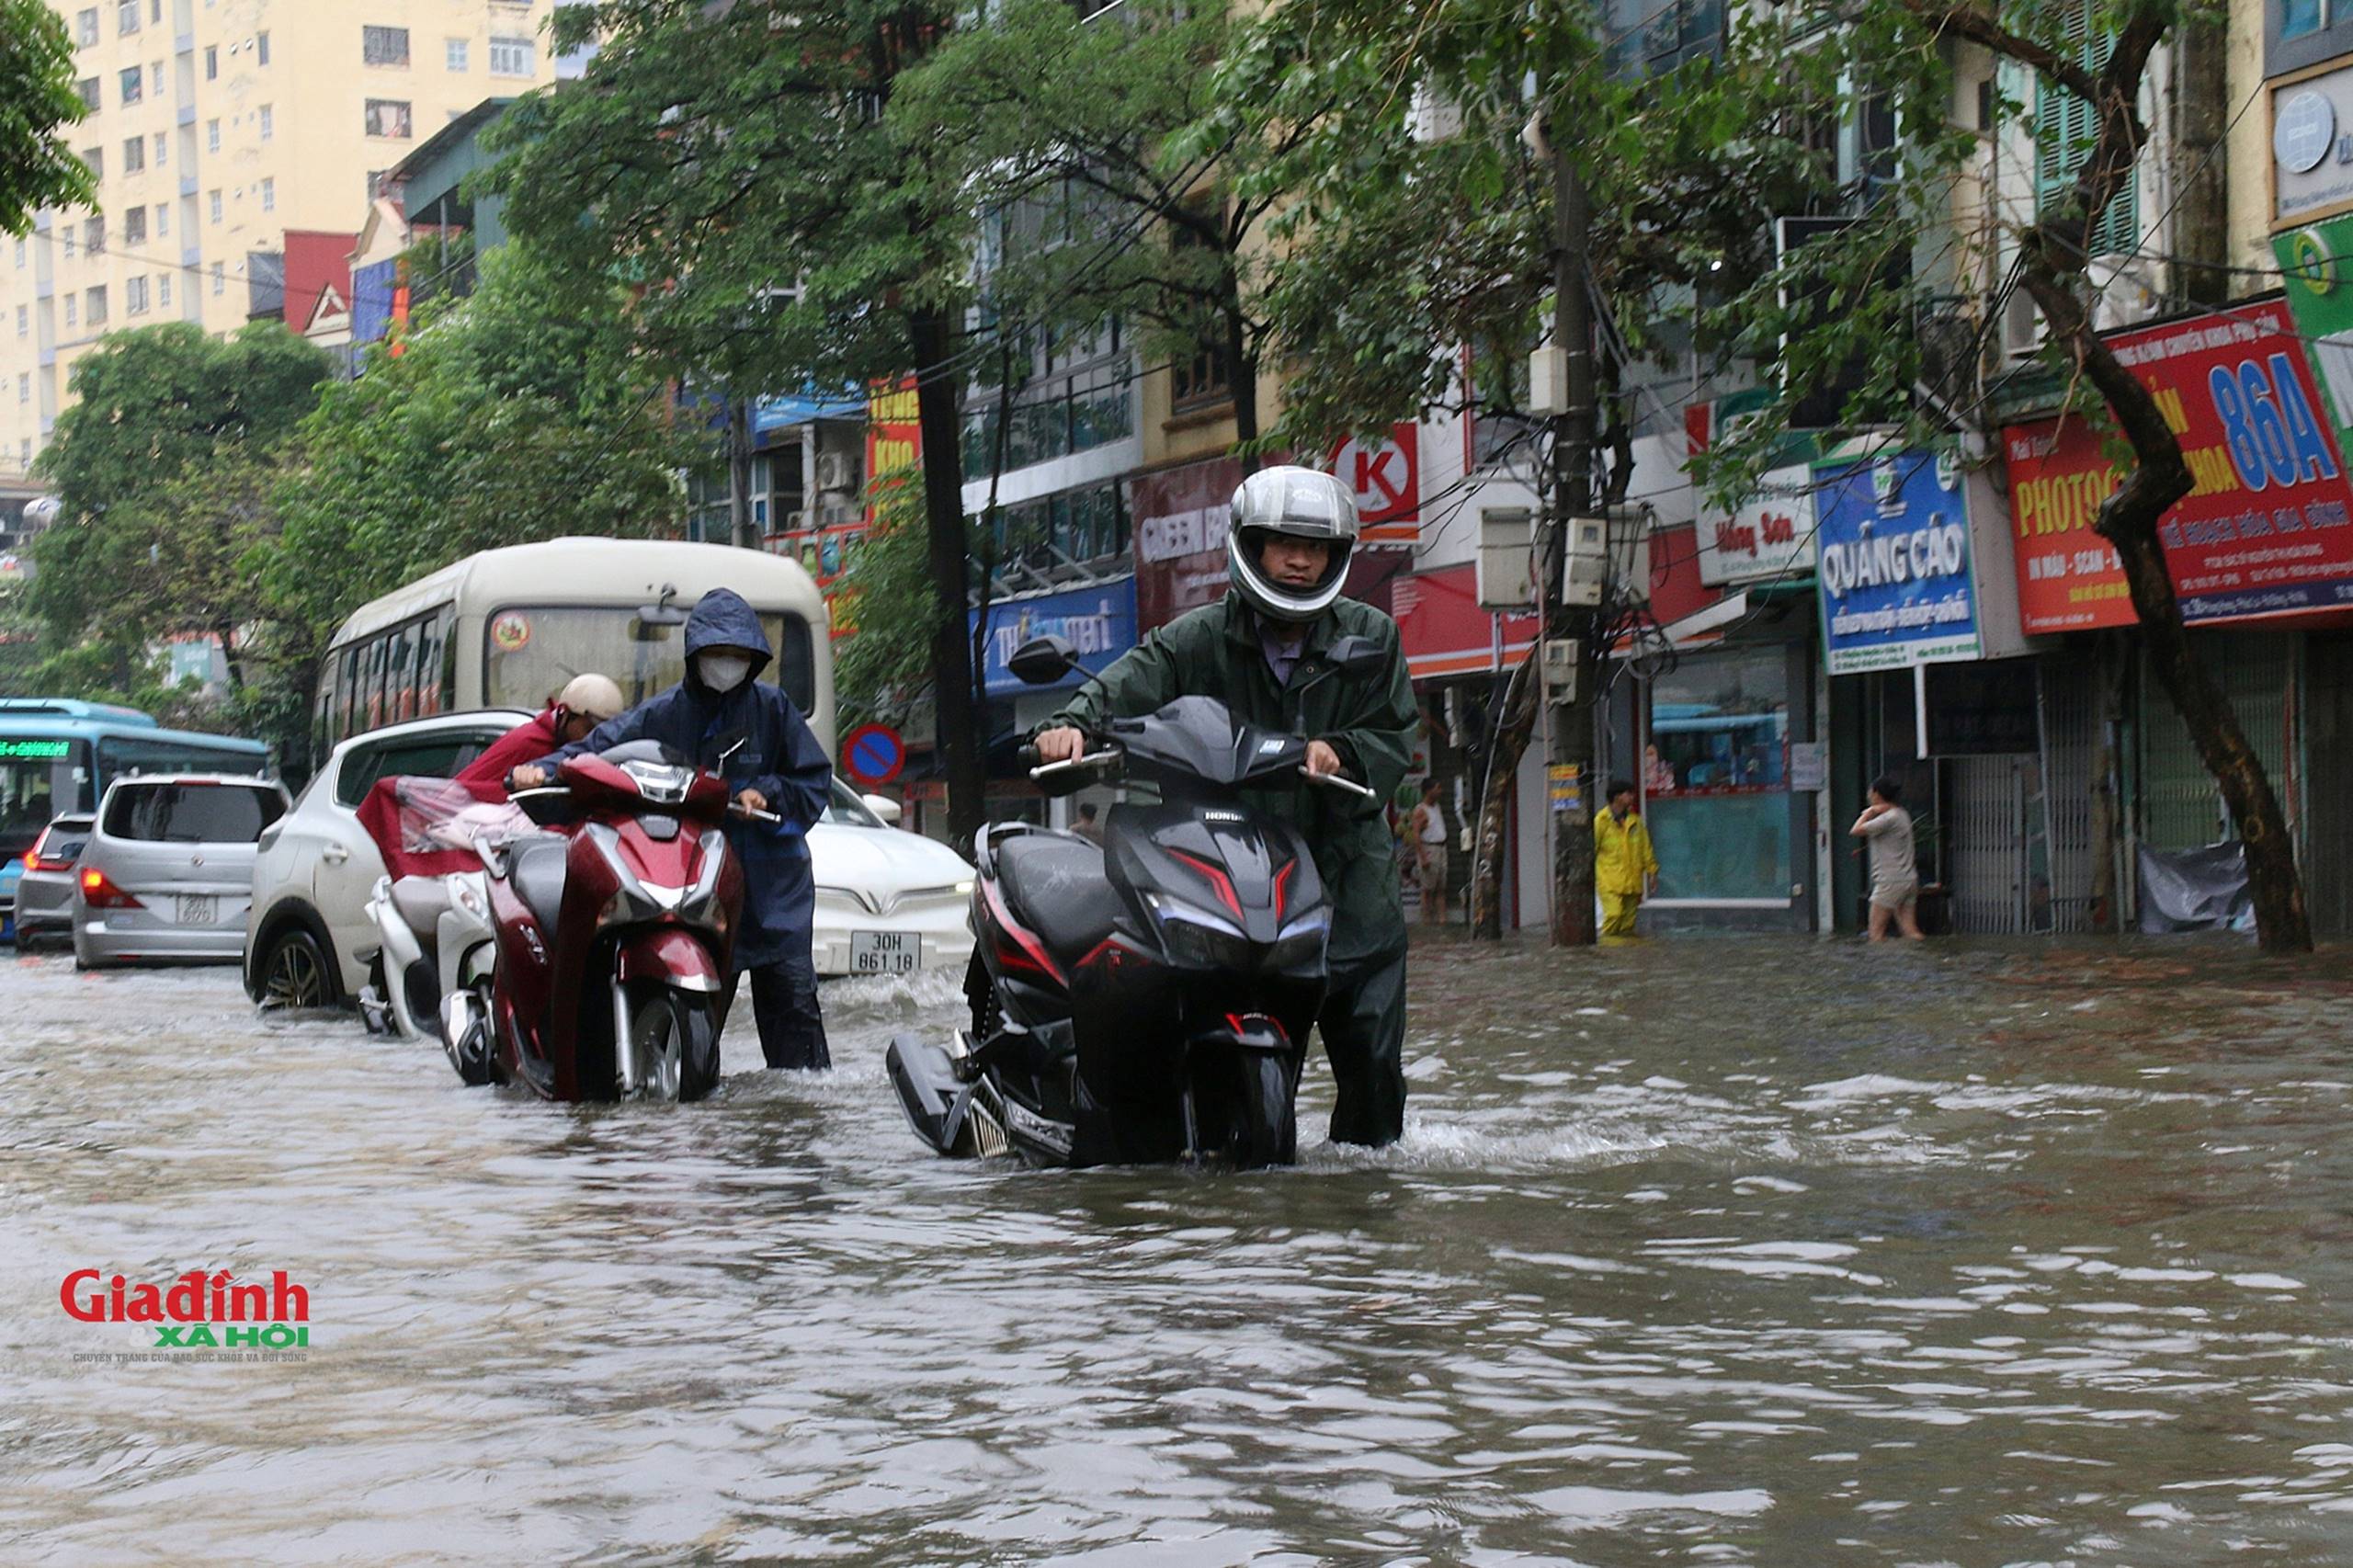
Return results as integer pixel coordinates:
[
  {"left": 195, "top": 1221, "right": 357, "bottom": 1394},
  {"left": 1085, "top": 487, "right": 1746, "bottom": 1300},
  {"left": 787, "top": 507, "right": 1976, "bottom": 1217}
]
[{"left": 245, "top": 710, "right": 529, "bottom": 1008}]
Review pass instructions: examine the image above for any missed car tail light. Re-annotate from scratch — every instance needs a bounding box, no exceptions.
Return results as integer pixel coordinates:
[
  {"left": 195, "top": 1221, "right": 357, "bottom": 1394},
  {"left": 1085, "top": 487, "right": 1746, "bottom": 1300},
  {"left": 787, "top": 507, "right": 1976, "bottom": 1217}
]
[
  {"left": 22, "top": 849, "right": 52, "bottom": 872},
  {"left": 79, "top": 867, "right": 142, "bottom": 909}
]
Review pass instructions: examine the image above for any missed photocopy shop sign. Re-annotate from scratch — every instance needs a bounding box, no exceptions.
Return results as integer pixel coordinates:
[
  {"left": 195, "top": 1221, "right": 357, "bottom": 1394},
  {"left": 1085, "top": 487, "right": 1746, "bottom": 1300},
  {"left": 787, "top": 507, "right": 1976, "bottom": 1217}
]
[
  {"left": 1815, "top": 450, "right": 1983, "bottom": 676},
  {"left": 2002, "top": 300, "right": 2353, "bottom": 633}
]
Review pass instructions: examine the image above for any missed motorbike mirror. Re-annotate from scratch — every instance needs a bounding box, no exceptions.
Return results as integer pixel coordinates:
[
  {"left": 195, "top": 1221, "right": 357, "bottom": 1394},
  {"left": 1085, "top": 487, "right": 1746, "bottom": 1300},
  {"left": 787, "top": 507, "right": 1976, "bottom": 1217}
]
[
  {"left": 1006, "top": 635, "right": 1080, "bottom": 687},
  {"left": 1324, "top": 634, "right": 1385, "bottom": 676}
]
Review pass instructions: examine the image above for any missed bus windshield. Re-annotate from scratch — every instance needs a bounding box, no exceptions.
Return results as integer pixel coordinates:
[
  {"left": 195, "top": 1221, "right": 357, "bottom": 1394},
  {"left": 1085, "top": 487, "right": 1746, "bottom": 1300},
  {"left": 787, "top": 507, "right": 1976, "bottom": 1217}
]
[
  {"left": 0, "top": 737, "right": 94, "bottom": 858},
  {"left": 481, "top": 607, "right": 816, "bottom": 718}
]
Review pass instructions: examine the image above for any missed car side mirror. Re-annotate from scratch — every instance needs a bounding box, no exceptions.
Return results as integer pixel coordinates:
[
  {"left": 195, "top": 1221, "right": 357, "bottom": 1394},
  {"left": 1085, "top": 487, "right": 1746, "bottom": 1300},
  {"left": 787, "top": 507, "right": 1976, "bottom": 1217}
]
[
  {"left": 1006, "top": 635, "right": 1079, "bottom": 686},
  {"left": 862, "top": 792, "right": 903, "bottom": 825},
  {"left": 1324, "top": 634, "right": 1384, "bottom": 676}
]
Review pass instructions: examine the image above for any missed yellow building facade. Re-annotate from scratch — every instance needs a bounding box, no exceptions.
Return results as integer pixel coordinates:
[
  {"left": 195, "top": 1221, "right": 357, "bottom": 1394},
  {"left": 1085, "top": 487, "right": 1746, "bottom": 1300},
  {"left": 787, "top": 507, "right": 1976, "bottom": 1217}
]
[{"left": 0, "top": 0, "right": 562, "bottom": 483}]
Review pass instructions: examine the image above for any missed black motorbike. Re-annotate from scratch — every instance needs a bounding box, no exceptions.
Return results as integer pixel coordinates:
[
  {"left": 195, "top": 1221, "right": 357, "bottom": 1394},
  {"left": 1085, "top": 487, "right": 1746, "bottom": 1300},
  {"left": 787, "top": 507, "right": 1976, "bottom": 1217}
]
[{"left": 886, "top": 632, "right": 1382, "bottom": 1167}]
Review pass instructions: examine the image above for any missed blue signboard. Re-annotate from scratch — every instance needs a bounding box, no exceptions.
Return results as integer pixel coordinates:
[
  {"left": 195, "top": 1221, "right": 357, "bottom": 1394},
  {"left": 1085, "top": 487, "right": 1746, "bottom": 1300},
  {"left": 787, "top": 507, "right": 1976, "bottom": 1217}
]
[
  {"left": 971, "top": 579, "right": 1139, "bottom": 698},
  {"left": 1814, "top": 449, "right": 1984, "bottom": 676}
]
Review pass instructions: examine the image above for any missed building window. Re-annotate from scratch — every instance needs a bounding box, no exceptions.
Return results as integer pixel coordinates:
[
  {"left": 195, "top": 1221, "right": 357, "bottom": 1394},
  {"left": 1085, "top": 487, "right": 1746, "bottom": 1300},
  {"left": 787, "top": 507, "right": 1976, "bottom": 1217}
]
[
  {"left": 157, "top": 271, "right": 170, "bottom": 308},
  {"left": 18, "top": 439, "right": 28, "bottom": 470},
  {"left": 76, "top": 77, "right": 100, "bottom": 111},
  {"left": 153, "top": 131, "right": 166, "bottom": 166},
  {"left": 204, "top": 45, "right": 217, "bottom": 80},
  {"left": 153, "top": 201, "right": 166, "bottom": 236},
  {"left": 259, "top": 105, "right": 272, "bottom": 141},
  {"left": 82, "top": 145, "right": 101, "bottom": 181},
  {"left": 446, "top": 37, "right": 469, "bottom": 71},
  {"left": 125, "top": 276, "right": 149, "bottom": 315},
  {"left": 17, "top": 373, "right": 28, "bottom": 404},
  {"left": 2034, "top": 3, "right": 2138, "bottom": 258},
  {"left": 211, "top": 261, "right": 223, "bottom": 296},
  {"left": 118, "top": 66, "right": 142, "bottom": 105},
  {"left": 63, "top": 229, "right": 74, "bottom": 259},
  {"left": 2283, "top": 0, "right": 2326, "bottom": 40},
  {"left": 123, "top": 208, "right": 145, "bottom": 246},
  {"left": 85, "top": 286, "right": 107, "bottom": 325},
  {"left": 363, "top": 25, "right": 411, "bottom": 66},
  {"left": 149, "top": 61, "right": 163, "bottom": 95},
  {"left": 256, "top": 31, "right": 269, "bottom": 66},
  {"left": 85, "top": 216, "right": 104, "bottom": 254},
  {"left": 364, "top": 99, "right": 413, "bottom": 139},
  {"left": 209, "top": 188, "right": 222, "bottom": 222},
  {"left": 260, "top": 176, "right": 274, "bottom": 212},
  {"left": 207, "top": 119, "right": 220, "bottom": 153},
  {"left": 65, "top": 294, "right": 77, "bottom": 328},
  {"left": 489, "top": 35, "right": 533, "bottom": 76},
  {"left": 122, "top": 137, "right": 144, "bottom": 175},
  {"left": 12, "top": 239, "right": 21, "bottom": 267},
  {"left": 76, "top": 8, "right": 98, "bottom": 46},
  {"left": 13, "top": 305, "right": 24, "bottom": 338},
  {"left": 115, "top": 0, "right": 138, "bottom": 35}
]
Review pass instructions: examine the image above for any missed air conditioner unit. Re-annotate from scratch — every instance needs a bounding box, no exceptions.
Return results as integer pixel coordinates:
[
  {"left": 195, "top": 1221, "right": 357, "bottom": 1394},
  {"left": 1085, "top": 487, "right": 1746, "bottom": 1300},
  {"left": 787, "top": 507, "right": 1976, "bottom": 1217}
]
[
  {"left": 783, "top": 509, "right": 808, "bottom": 532},
  {"left": 814, "top": 452, "right": 855, "bottom": 494},
  {"left": 2002, "top": 288, "right": 2044, "bottom": 362}
]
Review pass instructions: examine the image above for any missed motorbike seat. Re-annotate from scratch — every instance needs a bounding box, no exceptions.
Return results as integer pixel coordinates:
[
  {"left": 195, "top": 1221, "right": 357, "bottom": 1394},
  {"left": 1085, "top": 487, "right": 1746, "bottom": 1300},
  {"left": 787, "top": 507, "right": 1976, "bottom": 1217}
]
[
  {"left": 508, "top": 835, "right": 571, "bottom": 933},
  {"left": 995, "top": 833, "right": 1122, "bottom": 962}
]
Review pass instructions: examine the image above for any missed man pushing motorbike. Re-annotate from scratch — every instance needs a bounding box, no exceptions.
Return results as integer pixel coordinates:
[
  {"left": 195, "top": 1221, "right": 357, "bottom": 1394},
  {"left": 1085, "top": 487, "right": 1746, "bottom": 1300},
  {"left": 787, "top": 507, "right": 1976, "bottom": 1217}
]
[
  {"left": 508, "top": 589, "right": 835, "bottom": 1070},
  {"left": 1032, "top": 465, "right": 1419, "bottom": 1147}
]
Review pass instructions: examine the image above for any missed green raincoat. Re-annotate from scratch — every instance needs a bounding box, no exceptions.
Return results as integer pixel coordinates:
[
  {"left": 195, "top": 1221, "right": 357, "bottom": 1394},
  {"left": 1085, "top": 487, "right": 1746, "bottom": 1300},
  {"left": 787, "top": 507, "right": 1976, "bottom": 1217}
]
[{"left": 1045, "top": 590, "right": 1419, "bottom": 965}]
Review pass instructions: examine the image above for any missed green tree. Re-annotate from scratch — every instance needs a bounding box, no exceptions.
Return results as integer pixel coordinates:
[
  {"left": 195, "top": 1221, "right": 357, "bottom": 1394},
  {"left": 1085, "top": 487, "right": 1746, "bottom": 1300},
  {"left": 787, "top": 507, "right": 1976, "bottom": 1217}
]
[
  {"left": 26, "top": 322, "right": 332, "bottom": 696},
  {"left": 268, "top": 244, "right": 690, "bottom": 674},
  {"left": 890, "top": 0, "right": 1303, "bottom": 449},
  {"left": 492, "top": 0, "right": 993, "bottom": 842},
  {"left": 0, "top": 0, "right": 97, "bottom": 233}
]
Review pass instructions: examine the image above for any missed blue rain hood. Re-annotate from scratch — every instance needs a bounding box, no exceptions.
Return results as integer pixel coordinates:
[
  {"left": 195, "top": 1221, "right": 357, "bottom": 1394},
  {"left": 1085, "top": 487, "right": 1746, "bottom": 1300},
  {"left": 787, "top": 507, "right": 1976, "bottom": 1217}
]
[{"left": 683, "top": 588, "right": 773, "bottom": 689}]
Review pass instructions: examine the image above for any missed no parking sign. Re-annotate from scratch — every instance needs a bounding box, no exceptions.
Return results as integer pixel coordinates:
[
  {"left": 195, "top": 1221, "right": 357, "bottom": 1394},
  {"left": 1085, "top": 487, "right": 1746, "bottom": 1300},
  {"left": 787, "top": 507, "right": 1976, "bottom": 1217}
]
[{"left": 842, "top": 723, "right": 905, "bottom": 787}]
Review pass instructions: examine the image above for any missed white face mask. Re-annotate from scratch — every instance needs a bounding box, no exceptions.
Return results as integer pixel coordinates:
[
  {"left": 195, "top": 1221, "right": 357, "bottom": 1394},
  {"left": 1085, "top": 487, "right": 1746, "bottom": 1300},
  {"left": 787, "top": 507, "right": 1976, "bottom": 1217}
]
[{"left": 698, "top": 652, "right": 752, "bottom": 693}]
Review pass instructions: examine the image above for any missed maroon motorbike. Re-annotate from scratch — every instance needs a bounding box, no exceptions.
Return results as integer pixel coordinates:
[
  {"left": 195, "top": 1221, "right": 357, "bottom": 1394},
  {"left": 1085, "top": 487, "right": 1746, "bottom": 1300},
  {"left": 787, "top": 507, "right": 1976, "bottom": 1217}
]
[{"left": 485, "top": 739, "right": 751, "bottom": 1102}]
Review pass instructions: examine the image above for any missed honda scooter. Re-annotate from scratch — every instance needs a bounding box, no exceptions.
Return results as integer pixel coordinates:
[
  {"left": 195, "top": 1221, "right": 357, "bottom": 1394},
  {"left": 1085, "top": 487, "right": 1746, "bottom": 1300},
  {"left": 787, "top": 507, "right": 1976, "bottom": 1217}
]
[
  {"left": 886, "top": 633, "right": 1382, "bottom": 1167},
  {"left": 486, "top": 739, "right": 750, "bottom": 1102}
]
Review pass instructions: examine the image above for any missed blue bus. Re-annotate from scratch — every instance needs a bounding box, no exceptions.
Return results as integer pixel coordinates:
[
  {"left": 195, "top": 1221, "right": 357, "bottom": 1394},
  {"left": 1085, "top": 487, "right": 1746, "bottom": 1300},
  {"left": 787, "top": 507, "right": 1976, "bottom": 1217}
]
[{"left": 0, "top": 699, "right": 271, "bottom": 941}]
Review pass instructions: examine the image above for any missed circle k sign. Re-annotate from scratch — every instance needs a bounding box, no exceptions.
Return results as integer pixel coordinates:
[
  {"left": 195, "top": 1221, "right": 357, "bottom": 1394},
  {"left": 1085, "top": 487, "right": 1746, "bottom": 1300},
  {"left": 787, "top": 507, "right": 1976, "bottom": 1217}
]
[{"left": 1328, "top": 424, "right": 1421, "bottom": 542}]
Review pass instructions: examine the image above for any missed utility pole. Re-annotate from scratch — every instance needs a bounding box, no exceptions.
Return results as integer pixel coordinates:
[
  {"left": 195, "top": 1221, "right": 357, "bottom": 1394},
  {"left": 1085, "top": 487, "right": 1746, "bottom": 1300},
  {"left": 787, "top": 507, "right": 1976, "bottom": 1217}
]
[
  {"left": 726, "top": 394, "right": 755, "bottom": 550},
  {"left": 1548, "top": 136, "right": 1600, "bottom": 949}
]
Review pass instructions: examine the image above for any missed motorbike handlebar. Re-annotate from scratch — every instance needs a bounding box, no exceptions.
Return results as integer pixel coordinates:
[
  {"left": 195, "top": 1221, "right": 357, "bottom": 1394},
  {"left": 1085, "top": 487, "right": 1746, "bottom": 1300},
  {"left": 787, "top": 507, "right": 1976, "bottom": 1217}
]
[
  {"left": 1300, "top": 766, "right": 1378, "bottom": 799},
  {"left": 1016, "top": 743, "right": 1041, "bottom": 769},
  {"left": 1029, "top": 749, "right": 1122, "bottom": 781},
  {"left": 729, "top": 802, "right": 782, "bottom": 824}
]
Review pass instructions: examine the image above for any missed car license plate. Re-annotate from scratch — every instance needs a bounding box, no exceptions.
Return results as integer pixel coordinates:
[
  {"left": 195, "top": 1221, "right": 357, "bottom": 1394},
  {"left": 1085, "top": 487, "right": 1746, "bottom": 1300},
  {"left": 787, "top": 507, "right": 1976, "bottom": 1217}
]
[
  {"left": 175, "top": 893, "right": 217, "bottom": 925},
  {"left": 849, "top": 931, "right": 916, "bottom": 972}
]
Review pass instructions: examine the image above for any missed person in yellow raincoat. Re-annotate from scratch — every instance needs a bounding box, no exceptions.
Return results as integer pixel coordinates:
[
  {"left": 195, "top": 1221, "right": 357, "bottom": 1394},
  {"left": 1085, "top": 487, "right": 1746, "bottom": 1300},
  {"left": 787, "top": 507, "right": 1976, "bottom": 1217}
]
[{"left": 1593, "top": 779, "right": 1659, "bottom": 937}]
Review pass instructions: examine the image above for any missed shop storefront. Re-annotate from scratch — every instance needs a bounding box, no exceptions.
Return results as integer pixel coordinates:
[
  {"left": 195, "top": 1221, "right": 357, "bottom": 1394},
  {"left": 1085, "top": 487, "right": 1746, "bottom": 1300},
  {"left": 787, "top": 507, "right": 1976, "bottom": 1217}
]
[{"left": 2000, "top": 297, "right": 2353, "bottom": 932}]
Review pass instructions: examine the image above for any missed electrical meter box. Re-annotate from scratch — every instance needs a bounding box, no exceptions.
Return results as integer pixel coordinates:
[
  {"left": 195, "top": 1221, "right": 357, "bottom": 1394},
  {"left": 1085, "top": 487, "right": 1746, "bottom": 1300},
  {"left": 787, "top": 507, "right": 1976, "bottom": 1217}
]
[
  {"left": 1542, "top": 638, "right": 1580, "bottom": 704},
  {"left": 1477, "top": 509, "right": 1536, "bottom": 608},
  {"left": 1562, "top": 516, "right": 1609, "bottom": 607}
]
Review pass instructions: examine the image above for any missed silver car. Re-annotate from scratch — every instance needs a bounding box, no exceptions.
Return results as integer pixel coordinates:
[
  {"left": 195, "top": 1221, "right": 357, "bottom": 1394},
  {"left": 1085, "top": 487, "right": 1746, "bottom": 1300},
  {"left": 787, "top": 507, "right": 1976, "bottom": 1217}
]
[
  {"left": 15, "top": 813, "right": 96, "bottom": 948},
  {"left": 74, "top": 774, "right": 290, "bottom": 970}
]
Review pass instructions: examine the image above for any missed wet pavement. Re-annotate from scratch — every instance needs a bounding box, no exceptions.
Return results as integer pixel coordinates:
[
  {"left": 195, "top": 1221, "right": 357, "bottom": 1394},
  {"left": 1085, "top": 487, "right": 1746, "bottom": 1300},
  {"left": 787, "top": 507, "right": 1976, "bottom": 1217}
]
[{"left": 6, "top": 932, "right": 2353, "bottom": 1564}]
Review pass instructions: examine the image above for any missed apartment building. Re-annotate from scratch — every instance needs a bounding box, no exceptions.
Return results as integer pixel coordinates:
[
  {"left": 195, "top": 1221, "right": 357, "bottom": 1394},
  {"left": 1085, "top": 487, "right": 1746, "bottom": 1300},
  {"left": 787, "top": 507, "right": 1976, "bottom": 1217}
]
[{"left": 0, "top": 0, "right": 568, "bottom": 484}]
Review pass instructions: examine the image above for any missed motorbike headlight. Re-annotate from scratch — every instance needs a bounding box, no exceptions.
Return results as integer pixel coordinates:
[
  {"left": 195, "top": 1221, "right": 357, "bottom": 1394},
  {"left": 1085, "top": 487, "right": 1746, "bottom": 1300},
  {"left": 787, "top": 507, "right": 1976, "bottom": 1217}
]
[
  {"left": 1264, "top": 915, "right": 1329, "bottom": 973},
  {"left": 1147, "top": 894, "right": 1250, "bottom": 971}
]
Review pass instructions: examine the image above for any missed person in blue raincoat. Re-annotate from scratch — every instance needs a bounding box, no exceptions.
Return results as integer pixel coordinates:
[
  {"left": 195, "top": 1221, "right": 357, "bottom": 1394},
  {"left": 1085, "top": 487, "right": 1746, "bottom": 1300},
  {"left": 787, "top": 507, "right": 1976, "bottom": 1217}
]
[{"left": 507, "top": 588, "right": 835, "bottom": 1069}]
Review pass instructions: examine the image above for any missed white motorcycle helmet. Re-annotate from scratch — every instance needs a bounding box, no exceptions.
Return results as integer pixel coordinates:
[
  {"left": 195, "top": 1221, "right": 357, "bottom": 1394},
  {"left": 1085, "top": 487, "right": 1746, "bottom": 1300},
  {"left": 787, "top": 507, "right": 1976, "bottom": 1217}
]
[
  {"left": 1226, "top": 465, "right": 1359, "bottom": 624},
  {"left": 556, "top": 673, "right": 624, "bottom": 726}
]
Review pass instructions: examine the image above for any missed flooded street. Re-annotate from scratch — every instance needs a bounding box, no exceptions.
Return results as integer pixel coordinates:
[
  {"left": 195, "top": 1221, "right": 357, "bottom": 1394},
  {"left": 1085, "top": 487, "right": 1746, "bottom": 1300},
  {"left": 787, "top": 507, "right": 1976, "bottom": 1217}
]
[{"left": 8, "top": 934, "right": 2353, "bottom": 1564}]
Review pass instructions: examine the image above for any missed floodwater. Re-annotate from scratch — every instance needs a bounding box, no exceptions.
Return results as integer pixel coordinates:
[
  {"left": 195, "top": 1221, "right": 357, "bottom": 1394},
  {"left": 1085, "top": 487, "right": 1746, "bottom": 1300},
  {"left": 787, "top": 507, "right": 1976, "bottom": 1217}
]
[{"left": 6, "top": 934, "right": 2353, "bottom": 1565}]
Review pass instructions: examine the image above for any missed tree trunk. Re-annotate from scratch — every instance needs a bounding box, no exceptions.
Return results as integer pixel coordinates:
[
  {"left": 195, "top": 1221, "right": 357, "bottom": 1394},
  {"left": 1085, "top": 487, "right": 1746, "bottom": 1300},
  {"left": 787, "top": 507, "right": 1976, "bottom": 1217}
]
[
  {"left": 1225, "top": 303, "right": 1257, "bottom": 453},
  {"left": 909, "top": 304, "right": 988, "bottom": 854},
  {"left": 726, "top": 395, "right": 754, "bottom": 551},
  {"left": 1468, "top": 649, "right": 1538, "bottom": 938},
  {"left": 2020, "top": 264, "right": 2311, "bottom": 953}
]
